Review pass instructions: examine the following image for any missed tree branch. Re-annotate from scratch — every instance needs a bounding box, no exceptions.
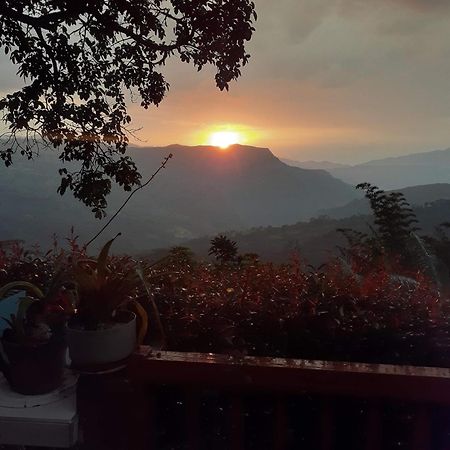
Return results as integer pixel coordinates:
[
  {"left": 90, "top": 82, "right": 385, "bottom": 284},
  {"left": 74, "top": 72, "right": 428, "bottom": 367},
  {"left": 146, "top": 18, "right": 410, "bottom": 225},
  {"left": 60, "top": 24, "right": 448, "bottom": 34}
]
[
  {"left": 84, "top": 153, "right": 173, "bottom": 249},
  {"left": 0, "top": 5, "right": 69, "bottom": 30}
]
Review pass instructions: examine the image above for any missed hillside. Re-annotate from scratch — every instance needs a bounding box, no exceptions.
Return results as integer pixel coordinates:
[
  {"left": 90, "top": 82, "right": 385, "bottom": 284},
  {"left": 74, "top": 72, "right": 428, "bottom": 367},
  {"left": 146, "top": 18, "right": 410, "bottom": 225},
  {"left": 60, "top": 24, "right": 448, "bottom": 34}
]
[
  {"left": 0, "top": 144, "right": 356, "bottom": 253},
  {"left": 322, "top": 183, "right": 450, "bottom": 219},
  {"left": 178, "top": 201, "right": 450, "bottom": 265},
  {"left": 328, "top": 147, "right": 450, "bottom": 189},
  {"left": 281, "top": 159, "right": 350, "bottom": 171}
]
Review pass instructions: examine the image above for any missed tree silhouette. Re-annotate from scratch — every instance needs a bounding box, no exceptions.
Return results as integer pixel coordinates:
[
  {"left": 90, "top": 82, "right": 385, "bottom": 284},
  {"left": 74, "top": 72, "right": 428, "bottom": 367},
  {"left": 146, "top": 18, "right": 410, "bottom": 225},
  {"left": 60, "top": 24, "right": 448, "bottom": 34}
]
[
  {"left": 357, "top": 183, "right": 419, "bottom": 255},
  {"left": 339, "top": 183, "right": 420, "bottom": 270},
  {"left": 209, "top": 234, "right": 238, "bottom": 265},
  {"left": 0, "top": 1, "right": 256, "bottom": 217}
]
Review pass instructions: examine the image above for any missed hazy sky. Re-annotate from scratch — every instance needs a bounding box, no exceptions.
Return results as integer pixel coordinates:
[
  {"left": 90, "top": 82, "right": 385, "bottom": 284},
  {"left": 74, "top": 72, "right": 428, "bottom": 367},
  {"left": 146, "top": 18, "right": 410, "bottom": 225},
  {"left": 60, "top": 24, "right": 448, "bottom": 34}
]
[{"left": 1, "top": 0, "right": 450, "bottom": 163}]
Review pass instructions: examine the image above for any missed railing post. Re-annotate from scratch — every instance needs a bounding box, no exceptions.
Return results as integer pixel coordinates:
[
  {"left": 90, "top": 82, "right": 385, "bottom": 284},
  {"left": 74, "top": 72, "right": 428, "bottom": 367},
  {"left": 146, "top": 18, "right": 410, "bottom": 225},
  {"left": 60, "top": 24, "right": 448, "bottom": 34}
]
[
  {"left": 230, "top": 395, "right": 245, "bottom": 450},
  {"left": 411, "top": 405, "right": 431, "bottom": 450},
  {"left": 320, "top": 398, "right": 335, "bottom": 450},
  {"left": 128, "top": 383, "right": 157, "bottom": 450},
  {"left": 364, "top": 401, "right": 382, "bottom": 450},
  {"left": 185, "top": 389, "right": 201, "bottom": 450},
  {"left": 127, "top": 349, "right": 450, "bottom": 450},
  {"left": 274, "top": 396, "right": 288, "bottom": 450}
]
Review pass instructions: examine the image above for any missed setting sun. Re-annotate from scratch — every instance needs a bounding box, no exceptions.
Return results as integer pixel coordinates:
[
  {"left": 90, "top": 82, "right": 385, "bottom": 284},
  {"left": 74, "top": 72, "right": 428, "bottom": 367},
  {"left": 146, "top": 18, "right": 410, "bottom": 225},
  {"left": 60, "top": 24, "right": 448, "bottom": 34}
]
[{"left": 209, "top": 131, "right": 241, "bottom": 149}]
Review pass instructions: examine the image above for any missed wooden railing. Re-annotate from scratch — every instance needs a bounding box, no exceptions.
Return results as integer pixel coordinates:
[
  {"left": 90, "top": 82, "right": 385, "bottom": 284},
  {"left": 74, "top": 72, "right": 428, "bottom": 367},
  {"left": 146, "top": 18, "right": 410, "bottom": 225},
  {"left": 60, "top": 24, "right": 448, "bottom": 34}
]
[{"left": 127, "top": 347, "right": 450, "bottom": 450}]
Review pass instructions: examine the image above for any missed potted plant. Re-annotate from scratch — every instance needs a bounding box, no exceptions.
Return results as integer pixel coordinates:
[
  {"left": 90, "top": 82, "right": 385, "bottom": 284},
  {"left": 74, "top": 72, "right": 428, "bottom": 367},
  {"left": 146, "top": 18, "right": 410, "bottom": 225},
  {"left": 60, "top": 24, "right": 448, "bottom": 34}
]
[
  {"left": 66, "top": 236, "right": 148, "bottom": 368},
  {"left": 0, "top": 280, "right": 72, "bottom": 395}
]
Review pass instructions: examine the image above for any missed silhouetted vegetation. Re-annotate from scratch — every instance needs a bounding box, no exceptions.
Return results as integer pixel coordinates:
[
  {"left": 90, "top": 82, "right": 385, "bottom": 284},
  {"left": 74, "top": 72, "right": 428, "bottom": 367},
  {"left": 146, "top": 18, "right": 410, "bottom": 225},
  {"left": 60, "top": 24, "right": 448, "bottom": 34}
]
[
  {"left": 209, "top": 234, "right": 239, "bottom": 265},
  {"left": 0, "top": 2, "right": 256, "bottom": 215},
  {"left": 338, "top": 182, "right": 421, "bottom": 273},
  {"left": 2, "top": 223, "right": 450, "bottom": 367},
  {"left": 3, "top": 182, "right": 450, "bottom": 366},
  {"left": 146, "top": 246, "right": 450, "bottom": 366}
]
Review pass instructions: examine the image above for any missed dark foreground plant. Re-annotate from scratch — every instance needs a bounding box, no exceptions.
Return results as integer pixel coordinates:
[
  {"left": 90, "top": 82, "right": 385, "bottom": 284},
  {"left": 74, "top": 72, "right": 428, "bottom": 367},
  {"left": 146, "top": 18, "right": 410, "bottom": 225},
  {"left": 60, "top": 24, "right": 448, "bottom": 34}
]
[
  {"left": 0, "top": 1, "right": 256, "bottom": 215},
  {"left": 147, "top": 252, "right": 449, "bottom": 367},
  {"left": 2, "top": 235, "right": 449, "bottom": 367}
]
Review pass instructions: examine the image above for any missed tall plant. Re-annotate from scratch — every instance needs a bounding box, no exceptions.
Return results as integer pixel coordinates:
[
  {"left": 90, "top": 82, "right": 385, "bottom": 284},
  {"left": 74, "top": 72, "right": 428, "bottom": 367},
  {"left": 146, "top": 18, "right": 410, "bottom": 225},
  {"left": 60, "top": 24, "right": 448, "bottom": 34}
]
[
  {"left": 357, "top": 183, "right": 419, "bottom": 256},
  {"left": 339, "top": 183, "right": 420, "bottom": 272}
]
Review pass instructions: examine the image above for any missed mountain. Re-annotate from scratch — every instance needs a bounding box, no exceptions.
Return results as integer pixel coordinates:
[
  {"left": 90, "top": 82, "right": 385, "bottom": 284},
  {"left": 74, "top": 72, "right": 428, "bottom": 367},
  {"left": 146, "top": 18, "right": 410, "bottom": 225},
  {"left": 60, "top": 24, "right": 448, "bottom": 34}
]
[
  {"left": 322, "top": 183, "right": 450, "bottom": 219},
  {"left": 0, "top": 144, "right": 357, "bottom": 253},
  {"left": 282, "top": 158, "right": 350, "bottom": 171},
  {"left": 178, "top": 201, "right": 450, "bottom": 266},
  {"left": 329, "top": 147, "right": 450, "bottom": 189}
]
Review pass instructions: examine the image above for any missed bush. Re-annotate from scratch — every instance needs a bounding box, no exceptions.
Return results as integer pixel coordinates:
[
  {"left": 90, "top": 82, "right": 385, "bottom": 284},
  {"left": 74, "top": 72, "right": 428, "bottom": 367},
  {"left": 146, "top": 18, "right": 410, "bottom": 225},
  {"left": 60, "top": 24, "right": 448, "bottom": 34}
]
[
  {"left": 148, "top": 254, "right": 450, "bottom": 367},
  {"left": 2, "top": 238, "right": 449, "bottom": 367}
]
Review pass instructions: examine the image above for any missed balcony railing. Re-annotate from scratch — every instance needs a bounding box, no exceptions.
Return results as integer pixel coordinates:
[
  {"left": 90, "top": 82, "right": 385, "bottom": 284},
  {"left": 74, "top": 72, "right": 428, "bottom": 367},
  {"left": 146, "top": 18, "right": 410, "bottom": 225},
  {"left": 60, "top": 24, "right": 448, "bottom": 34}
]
[{"left": 123, "top": 347, "right": 450, "bottom": 450}]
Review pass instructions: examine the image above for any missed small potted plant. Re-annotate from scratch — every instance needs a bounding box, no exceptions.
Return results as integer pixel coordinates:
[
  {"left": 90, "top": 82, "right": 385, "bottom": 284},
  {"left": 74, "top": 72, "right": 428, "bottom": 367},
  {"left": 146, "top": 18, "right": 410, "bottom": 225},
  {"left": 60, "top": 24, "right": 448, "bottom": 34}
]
[
  {"left": 0, "top": 281, "right": 72, "bottom": 395},
  {"left": 66, "top": 236, "right": 148, "bottom": 368}
]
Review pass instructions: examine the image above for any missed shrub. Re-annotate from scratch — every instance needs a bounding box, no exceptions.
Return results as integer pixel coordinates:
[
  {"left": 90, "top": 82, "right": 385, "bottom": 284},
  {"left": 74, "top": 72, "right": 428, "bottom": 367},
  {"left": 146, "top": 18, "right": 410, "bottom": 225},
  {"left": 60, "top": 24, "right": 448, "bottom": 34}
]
[{"left": 147, "top": 255, "right": 449, "bottom": 367}]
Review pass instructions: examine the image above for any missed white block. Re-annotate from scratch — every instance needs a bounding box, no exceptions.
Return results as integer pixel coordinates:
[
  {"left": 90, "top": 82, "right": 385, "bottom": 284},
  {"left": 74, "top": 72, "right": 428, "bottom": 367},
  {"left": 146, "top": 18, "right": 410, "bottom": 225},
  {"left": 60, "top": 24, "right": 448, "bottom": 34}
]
[{"left": 0, "top": 371, "right": 78, "bottom": 447}]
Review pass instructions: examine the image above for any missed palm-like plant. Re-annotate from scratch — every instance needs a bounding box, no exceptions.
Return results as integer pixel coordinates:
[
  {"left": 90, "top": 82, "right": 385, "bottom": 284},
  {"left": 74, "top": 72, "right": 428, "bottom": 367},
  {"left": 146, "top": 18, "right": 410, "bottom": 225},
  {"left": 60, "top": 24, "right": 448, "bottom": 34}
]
[{"left": 72, "top": 236, "right": 148, "bottom": 336}]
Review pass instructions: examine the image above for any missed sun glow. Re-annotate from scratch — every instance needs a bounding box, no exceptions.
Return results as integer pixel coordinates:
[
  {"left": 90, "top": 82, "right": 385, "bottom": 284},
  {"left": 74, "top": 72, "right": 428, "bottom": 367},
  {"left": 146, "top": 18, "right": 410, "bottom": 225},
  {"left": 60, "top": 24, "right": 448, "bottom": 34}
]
[
  {"left": 209, "top": 131, "right": 241, "bottom": 149},
  {"left": 193, "top": 123, "right": 262, "bottom": 149}
]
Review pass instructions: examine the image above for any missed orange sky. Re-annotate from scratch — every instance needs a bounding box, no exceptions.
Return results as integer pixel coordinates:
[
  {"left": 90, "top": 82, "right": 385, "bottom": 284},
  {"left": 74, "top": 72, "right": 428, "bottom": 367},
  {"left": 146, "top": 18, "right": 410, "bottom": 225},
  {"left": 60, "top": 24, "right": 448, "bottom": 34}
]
[
  {"left": 128, "top": 0, "right": 450, "bottom": 163},
  {"left": 1, "top": 0, "right": 450, "bottom": 164}
]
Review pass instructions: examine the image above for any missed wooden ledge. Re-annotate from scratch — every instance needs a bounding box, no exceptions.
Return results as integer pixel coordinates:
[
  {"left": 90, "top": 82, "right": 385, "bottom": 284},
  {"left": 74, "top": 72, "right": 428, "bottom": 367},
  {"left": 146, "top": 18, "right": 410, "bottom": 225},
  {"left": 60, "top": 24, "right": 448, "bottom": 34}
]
[{"left": 128, "top": 347, "right": 450, "bottom": 404}]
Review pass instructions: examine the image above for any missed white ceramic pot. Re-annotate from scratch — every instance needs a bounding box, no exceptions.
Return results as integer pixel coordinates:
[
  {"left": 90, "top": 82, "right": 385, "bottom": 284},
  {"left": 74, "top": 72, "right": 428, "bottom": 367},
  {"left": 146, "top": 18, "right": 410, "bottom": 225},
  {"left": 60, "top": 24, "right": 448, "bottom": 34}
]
[{"left": 66, "top": 311, "right": 136, "bottom": 367}]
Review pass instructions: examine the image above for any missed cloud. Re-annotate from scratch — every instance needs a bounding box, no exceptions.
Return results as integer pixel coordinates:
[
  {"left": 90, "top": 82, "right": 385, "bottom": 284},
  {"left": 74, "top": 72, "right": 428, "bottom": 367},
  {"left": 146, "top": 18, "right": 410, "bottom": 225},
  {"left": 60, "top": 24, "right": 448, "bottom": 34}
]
[
  {"left": 394, "top": 0, "right": 450, "bottom": 12},
  {"left": 245, "top": 0, "right": 450, "bottom": 87},
  {"left": 0, "top": 56, "right": 21, "bottom": 93}
]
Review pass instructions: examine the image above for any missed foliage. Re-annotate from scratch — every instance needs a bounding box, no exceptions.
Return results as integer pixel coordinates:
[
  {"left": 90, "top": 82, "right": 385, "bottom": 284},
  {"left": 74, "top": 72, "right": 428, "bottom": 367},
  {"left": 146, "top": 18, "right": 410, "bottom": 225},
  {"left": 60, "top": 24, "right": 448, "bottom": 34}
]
[
  {"left": 0, "top": 230, "right": 85, "bottom": 289},
  {"left": 3, "top": 229, "right": 450, "bottom": 366},
  {"left": 0, "top": 243, "right": 54, "bottom": 288},
  {"left": 72, "top": 235, "right": 143, "bottom": 329},
  {"left": 357, "top": 182, "right": 419, "bottom": 252},
  {"left": 165, "top": 246, "right": 196, "bottom": 269},
  {"left": 147, "top": 252, "right": 450, "bottom": 367},
  {"left": 0, "top": 0, "right": 256, "bottom": 217},
  {"left": 0, "top": 277, "right": 73, "bottom": 344},
  {"left": 0, "top": 235, "right": 152, "bottom": 338},
  {"left": 209, "top": 234, "right": 239, "bottom": 265},
  {"left": 356, "top": 183, "right": 418, "bottom": 244},
  {"left": 338, "top": 183, "right": 421, "bottom": 274},
  {"left": 172, "top": 199, "right": 450, "bottom": 266},
  {"left": 421, "top": 222, "right": 450, "bottom": 289}
]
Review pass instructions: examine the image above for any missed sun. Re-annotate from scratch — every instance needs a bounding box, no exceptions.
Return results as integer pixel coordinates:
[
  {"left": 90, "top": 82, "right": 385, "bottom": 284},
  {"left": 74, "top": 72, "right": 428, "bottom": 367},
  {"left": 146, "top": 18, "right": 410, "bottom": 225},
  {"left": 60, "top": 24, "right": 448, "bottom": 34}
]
[{"left": 209, "top": 131, "right": 241, "bottom": 149}]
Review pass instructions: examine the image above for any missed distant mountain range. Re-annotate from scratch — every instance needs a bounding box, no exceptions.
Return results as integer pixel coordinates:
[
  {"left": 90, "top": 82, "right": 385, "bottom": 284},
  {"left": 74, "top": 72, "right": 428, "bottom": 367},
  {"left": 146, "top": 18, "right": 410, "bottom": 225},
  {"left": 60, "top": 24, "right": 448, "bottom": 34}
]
[
  {"left": 0, "top": 144, "right": 356, "bottom": 253},
  {"left": 285, "top": 147, "right": 450, "bottom": 189},
  {"left": 179, "top": 200, "right": 450, "bottom": 265},
  {"left": 322, "top": 183, "right": 450, "bottom": 219},
  {"left": 281, "top": 159, "right": 350, "bottom": 171}
]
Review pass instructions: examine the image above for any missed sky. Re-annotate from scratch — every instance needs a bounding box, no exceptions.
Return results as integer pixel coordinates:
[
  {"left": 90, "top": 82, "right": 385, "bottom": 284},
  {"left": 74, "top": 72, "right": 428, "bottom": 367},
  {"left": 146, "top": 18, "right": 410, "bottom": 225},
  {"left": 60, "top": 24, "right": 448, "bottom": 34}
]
[{"left": 1, "top": 0, "right": 450, "bottom": 164}]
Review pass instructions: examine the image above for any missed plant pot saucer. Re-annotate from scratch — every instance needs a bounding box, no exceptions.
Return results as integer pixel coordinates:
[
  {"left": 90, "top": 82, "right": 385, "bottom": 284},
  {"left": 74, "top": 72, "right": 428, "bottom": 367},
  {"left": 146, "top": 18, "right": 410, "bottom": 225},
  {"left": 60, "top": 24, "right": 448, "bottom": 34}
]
[
  {"left": 0, "top": 370, "right": 78, "bottom": 408},
  {"left": 69, "top": 356, "right": 131, "bottom": 375}
]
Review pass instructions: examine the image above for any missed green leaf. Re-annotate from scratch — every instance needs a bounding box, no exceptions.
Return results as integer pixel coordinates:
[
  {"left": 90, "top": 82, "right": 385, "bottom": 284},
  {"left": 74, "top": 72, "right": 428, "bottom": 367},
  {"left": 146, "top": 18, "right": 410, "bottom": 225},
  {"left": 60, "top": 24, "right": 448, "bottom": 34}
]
[{"left": 97, "top": 234, "right": 121, "bottom": 283}]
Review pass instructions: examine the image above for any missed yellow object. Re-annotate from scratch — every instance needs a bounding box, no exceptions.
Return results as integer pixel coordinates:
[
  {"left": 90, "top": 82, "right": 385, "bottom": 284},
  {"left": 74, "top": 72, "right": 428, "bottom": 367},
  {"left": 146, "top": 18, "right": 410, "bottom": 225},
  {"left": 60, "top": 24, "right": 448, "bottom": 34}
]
[
  {"left": 127, "top": 300, "right": 148, "bottom": 346},
  {"left": 0, "top": 282, "right": 44, "bottom": 300}
]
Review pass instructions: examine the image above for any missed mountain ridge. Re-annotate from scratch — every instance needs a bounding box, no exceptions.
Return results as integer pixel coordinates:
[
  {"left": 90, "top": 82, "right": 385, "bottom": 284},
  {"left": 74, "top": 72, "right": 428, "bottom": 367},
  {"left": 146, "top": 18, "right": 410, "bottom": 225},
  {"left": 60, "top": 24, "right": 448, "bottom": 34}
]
[
  {"left": 281, "top": 158, "right": 350, "bottom": 170},
  {"left": 0, "top": 143, "right": 357, "bottom": 253},
  {"left": 321, "top": 183, "right": 450, "bottom": 218},
  {"left": 176, "top": 199, "right": 450, "bottom": 266},
  {"left": 329, "top": 147, "right": 450, "bottom": 189}
]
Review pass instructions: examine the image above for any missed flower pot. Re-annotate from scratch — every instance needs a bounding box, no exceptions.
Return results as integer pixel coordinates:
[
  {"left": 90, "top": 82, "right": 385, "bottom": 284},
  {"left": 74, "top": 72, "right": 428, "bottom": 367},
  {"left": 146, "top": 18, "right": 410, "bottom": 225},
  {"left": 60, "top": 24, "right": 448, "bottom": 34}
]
[
  {"left": 66, "top": 311, "right": 137, "bottom": 367},
  {"left": 0, "top": 335, "right": 66, "bottom": 395}
]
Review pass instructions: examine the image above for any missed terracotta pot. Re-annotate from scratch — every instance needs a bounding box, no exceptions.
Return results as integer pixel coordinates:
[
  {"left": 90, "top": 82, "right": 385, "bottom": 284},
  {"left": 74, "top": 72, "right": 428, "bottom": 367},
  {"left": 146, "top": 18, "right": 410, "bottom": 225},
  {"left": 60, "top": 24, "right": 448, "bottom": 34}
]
[
  {"left": 0, "top": 335, "right": 66, "bottom": 395},
  {"left": 66, "top": 311, "right": 136, "bottom": 367}
]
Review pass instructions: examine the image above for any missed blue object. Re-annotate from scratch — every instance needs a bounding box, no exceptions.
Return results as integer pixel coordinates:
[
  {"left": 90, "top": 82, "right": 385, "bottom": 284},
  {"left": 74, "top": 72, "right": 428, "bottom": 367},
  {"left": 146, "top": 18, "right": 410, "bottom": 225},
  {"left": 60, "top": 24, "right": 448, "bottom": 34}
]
[{"left": 0, "top": 292, "right": 24, "bottom": 336}]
